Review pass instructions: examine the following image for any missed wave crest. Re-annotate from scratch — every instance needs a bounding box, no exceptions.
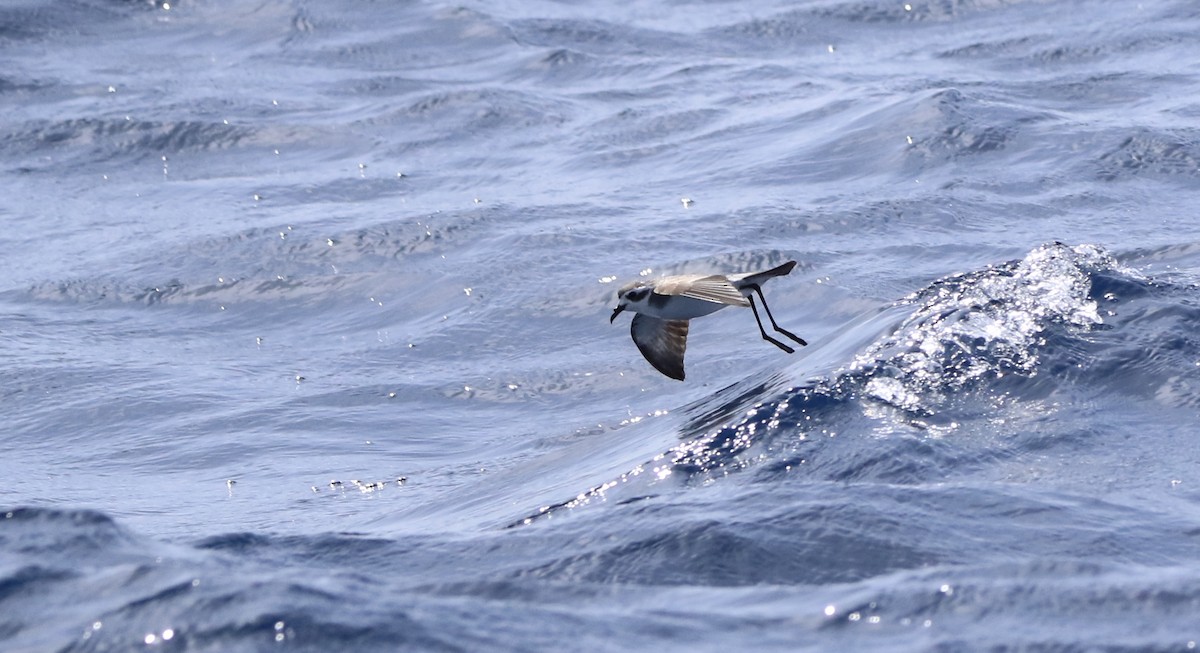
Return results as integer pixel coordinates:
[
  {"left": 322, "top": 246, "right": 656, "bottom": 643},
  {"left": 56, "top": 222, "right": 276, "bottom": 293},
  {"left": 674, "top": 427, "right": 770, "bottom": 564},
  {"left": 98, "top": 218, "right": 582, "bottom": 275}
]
[{"left": 519, "top": 243, "right": 1148, "bottom": 523}]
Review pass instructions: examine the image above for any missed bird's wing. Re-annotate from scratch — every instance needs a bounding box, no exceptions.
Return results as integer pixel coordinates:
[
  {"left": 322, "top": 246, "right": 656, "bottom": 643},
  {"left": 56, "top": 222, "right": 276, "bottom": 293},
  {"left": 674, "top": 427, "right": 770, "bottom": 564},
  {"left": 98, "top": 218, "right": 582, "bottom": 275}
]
[
  {"left": 654, "top": 274, "right": 750, "bottom": 307},
  {"left": 630, "top": 314, "right": 689, "bottom": 381}
]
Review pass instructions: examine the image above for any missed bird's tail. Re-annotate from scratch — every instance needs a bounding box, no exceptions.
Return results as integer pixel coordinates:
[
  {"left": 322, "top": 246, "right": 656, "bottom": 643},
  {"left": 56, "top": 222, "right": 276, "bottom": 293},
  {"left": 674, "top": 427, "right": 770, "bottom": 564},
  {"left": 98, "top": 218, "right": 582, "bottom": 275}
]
[{"left": 731, "top": 260, "right": 797, "bottom": 288}]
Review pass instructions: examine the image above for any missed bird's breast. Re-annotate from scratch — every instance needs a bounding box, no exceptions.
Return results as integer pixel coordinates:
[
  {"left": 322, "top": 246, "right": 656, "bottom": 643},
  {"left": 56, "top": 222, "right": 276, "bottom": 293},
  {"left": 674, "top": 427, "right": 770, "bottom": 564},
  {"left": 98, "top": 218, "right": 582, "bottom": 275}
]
[{"left": 644, "top": 294, "right": 730, "bottom": 320}]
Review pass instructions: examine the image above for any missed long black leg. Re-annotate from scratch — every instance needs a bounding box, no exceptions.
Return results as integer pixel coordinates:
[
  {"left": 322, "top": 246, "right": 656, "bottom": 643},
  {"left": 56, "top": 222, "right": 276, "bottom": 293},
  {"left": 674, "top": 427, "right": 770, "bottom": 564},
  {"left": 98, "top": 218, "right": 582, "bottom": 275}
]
[
  {"left": 749, "top": 284, "right": 808, "bottom": 346},
  {"left": 748, "top": 295, "right": 795, "bottom": 354}
]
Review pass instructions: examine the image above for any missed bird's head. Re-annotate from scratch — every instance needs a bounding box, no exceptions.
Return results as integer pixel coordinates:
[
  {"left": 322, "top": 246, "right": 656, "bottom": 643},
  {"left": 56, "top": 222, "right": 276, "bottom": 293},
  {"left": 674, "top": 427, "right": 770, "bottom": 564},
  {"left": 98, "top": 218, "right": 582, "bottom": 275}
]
[{"left": 610, "top": 281, "right": 652, "bottom": 323}]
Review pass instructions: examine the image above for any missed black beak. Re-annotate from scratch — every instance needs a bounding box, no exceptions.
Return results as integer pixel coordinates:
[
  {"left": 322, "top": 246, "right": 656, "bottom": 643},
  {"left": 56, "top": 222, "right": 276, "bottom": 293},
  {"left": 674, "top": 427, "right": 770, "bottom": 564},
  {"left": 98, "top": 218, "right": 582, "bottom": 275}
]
[{"left": 610, "top": 306, "right": 625, "bottom": 323}]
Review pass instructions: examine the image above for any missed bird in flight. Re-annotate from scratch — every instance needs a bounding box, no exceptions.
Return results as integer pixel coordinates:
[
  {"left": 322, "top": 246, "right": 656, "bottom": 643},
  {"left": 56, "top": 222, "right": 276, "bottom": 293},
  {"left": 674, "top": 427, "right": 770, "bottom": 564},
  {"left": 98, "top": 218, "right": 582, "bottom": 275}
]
[{"left": 609, "top": 260, "right": 807, "bottom": 380}]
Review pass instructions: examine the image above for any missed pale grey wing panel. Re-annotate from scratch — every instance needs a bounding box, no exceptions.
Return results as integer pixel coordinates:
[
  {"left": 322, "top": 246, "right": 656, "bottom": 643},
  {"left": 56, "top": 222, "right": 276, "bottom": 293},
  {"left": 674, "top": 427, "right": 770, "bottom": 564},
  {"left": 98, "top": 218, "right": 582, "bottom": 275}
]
[
  {"left": 662, "top": 275, "right": 750, "bottom": 307},
  {"left": 630, "top": 314, "right": 689, "bottom": 381},
  {"left": 651, "top": 275, "right": 704, "bottom": 296}
]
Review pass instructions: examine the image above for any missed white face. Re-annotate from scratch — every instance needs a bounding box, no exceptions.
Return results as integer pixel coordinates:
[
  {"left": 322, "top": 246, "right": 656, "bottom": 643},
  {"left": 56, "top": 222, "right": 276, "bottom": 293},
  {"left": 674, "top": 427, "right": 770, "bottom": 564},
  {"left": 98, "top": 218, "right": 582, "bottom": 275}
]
[
  {"left": 611, "top": 282, "right": 652, "bottom": 322},
  {"left": 618, "top": 284, "right": 651, "bottom": 309}
]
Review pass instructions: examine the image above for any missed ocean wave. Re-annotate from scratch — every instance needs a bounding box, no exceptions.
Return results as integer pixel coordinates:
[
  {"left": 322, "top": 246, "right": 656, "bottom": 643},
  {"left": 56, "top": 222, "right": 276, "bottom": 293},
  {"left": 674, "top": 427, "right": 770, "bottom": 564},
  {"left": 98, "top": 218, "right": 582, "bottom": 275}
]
[
  {"left": 520, "top": 242, "right": 1194, "bottom": 523},
  {"left": 17, "top": 209, "right": 494, "bottom": 309},
  {"left": 1095, "top": 128, "right": 1200, "bottom": 182}
]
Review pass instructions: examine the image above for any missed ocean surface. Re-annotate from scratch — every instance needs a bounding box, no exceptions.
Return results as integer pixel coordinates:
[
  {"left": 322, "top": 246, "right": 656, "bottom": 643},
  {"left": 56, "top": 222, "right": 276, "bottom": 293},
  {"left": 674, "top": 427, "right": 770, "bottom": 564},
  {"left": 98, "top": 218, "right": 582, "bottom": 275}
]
[{"left": 4, "top": 0, "right": 1200, "bottom": 650}]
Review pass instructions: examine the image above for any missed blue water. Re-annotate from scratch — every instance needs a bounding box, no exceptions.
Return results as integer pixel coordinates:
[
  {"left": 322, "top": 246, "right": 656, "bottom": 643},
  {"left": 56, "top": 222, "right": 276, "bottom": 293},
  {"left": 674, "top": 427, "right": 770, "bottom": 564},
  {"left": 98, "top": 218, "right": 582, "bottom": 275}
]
[{"left": 4, "top": 0, "right": 1200, "bottom": 650}]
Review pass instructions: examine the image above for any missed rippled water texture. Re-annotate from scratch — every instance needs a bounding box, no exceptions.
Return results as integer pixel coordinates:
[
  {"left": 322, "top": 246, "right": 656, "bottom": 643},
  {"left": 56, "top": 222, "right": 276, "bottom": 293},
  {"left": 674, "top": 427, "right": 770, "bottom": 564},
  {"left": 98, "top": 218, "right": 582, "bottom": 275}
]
[{"left": 4, "top": 0, "right": 1200, "bottom": 650}]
